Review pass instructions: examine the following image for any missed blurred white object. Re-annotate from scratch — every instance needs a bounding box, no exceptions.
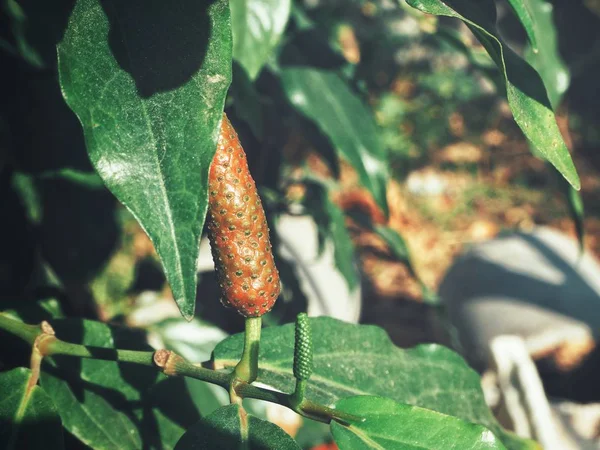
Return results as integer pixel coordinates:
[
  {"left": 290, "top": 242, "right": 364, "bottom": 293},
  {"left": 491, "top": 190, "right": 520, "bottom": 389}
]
[
  {"left": 198, "top": 214, "right": 361, "bottom": 323},
  {"left": 440, "top": 227, "right": 598, "bottom": 371},
  {"left": 488, "top": 335, "right": 600, "bottom": 449},
  {"left": 406, "top": 169, "right": 448, "bottom": 197},
  {"left": 490, "top": 336, "right": 559, "bottom": 448},
  {"left": 275, "top": 214, "right": 361, "bottom": 322}
]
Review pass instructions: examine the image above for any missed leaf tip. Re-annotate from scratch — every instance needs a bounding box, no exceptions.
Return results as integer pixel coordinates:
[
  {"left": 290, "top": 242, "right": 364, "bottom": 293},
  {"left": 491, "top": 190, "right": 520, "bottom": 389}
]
[{"left": 175, "top": 299, "right": 195, "bottom": 322}]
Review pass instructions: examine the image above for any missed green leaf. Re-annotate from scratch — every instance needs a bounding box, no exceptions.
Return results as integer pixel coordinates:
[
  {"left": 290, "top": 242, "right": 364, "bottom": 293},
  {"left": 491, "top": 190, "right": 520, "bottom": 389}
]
[
  {"left": 0, "top": 368, "right": 64, "bottom": 450},
  {"left": 57, "top": 0, "right": 233, "bottom": 319},
  {"left": 39, "top": 168, "right": 105, "bottom": 189},
  {"left": 213, "top": 317, "right": 536, "bottom": 450},
  {"left": 505, "top": 0, "right": 537, "bottom": 52},
  {"left": 560, "top": 176, "right": 585, "bottom": 251},
  {"left": 513, "top": 0, "right": 582, "bottom": 246},
  {"left": 231, "top": 0, "right": 291, "bottom": 79},
  {"left": 175, "top": 404, "right": 300, "bottom": 449},
  {"left": 231, "top": 62, "right": 264, "bottom": 139},
  {"left": 331, "top": 396, "right": 506, "bottom": 450},
  {"left": 374, "top": 225, "right": 410, "bottom": 261},
  {"left": 301, "top": 180, "right": 359, "bottom": 291},
  {"left": 281, "top": 67, "right": 390, "bottom": 215},
  {"left": 522, "top": 0, "right": 569, "bottom": 108},
  {"left": 40, "top": 319, "right": 201, "bottom": 449},
  {"left": 374, "top": 225, "right": 438, "bottom": 303},
  {"left": 405, "top": 0, "right": 580, "bottom": 190},
  {"left": 3, "top": 0, "right": 44, "bottom": 67}
]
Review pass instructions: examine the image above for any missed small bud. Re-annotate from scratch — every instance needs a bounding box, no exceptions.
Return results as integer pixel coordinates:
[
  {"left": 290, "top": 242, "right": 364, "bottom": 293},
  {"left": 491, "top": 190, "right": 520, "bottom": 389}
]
[{"left": 293, "top": 313, "right": 313, "bottom": 381}]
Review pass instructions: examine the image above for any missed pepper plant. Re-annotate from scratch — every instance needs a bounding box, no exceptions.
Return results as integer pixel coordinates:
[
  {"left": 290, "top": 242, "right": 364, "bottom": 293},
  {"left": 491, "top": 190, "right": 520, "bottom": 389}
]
[{"left": 0, "top": 0, "right": 582, "bottom": 448}]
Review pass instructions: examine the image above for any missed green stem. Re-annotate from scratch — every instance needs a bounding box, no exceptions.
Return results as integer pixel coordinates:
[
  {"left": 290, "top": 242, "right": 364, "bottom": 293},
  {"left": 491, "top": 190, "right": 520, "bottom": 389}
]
[
  {"left": 233, "top": 317, "right": 261, "bottom": 383},
  {"left": 0, "top": 313, "right": 361, "bottom": 425},
  {"left": 291, "top": 379, "right": 308, "bottom": 407},
  {"left": 47, "top": 340, "right": 156, "bottom": 366},
  {"left": 0, "top": 314, "right": 40, "bottom": 344}
]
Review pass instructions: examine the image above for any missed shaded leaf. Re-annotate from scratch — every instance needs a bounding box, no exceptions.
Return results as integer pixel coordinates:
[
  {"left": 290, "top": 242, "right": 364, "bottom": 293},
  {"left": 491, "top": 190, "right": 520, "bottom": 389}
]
[
  {"left": 281, "top": 67, "right": 389, "bottom": 215},
  {"left": 522, "top": 0, "right": 569, "bottom": 108},
  {"left": 40, "top": 319, "right": 200, "bottom": 449},
  {"left": 301, "top": 180, "right": 359, "bottom": 291},
  {"left": 3, "top": 0, "right": 44, "bottom": 67},
  {"left": 0, "top": 368, "right": 64, "bottom": 450},
  {"left": 0, "top": 175, "right": 36, "bottom": 298},
  {"left": 231, "top": 62, "right": 264, "bottom": 139},
  {"left": 331, "top": 396, "right": 506, "bottom": 449},
  {"left": 231, "top": 0, "right": 291, "bottom": 79},
  {"left": 560, "top": 177, "right": 585, "bottom": 251},
  {"left": 213, "top": 317, "right": 536, "bottom": 450},
  {"left": 506, "top": 0, "right": 537, "bottom": 52},
  {"left": 41, "top": 371, "right": 142, "bottom": 450},
  {"left": 405, "top": 0, "right": 580, "bottom": 190},
  {"left": 57, "top": 0, "right": 232, "bottom": 319},
  {"left": 374, "top": 225, "right": 438, "bottom": 303},
  {"left": 175, "top": 403, "right": 300, "bottom": 449},
  {"left": 38, "top": 168, "right": 105, "bottom": 189},
  {"left": 374, "top": 225, "right": 410, "bottom": 261},
  {"left": 516, "top": 0, "right": 583, "bottom": 246},
  {"left": 2, "top": 0, "right": 76, "bottom": 69}
]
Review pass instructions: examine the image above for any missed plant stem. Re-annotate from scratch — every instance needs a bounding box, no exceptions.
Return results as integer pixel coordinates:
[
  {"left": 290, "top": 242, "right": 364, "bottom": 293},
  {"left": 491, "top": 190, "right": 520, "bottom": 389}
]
[
  {"left": 233, "top": 316, "right": 261, "bottom": 383},
  {"left": 291, "top": 379, "right": 308, "bottom": 407},
  {"left": 0, "top": 314, "right": 40, "bottom": 344},
  {"left": 0, "top": 313, "right": 361, "bottom": 425}
]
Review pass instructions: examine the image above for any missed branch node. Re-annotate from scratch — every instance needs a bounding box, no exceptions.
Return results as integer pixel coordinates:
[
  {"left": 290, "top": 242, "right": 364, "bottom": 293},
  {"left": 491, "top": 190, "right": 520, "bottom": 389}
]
[
  {"left": 153, "top": 349, "right": 183, "bottom": 376},
  {"left": 153, "top": 349, "right": 171, "bottom": 368},
  {"left": 40, "top": 321, "right": 55, "bottom": 336}
]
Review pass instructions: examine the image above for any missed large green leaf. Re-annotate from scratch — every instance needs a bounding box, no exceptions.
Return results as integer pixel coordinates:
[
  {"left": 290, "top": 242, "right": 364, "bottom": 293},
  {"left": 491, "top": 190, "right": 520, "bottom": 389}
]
[
  {"left": 405, "top": 0, "right": 580, "bottom": 190},
  {"left": 57, "top": 0, "right": 233, "bottom": 319},
  {"left": 231, "top": 0, "right": 291, "bottom": 79},
  {"left": 331, "top": 396, "right": 506, "bottom": 449},
  {"left": 0, "top": 368, "right": 64, "bottom": 450},
  {"left": 281, "top": 67, "right": 390, "bottom": 215},
  {"left": 175, "top": 404, "right": 300, "bottom": 449},
  {"left": 39, "top": 319, "right": 201, "bottom": 450},
  {"left": 212, "top": 317, "right": 536, "bottom": 450}
]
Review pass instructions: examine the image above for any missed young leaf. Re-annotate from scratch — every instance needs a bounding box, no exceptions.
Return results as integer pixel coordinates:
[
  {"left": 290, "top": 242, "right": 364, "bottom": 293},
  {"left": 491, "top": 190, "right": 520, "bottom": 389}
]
[
  {"left": 301, "top": 180, "right": 359, "bottom": 291},
  {"left": 374, "top": 225, "right": 438, "bottom": 303},
  {"left": 57, "top": 0, "right": 233, "bottom": 319},
  {"left": 175, "top": 404, "right": 300, "bottom": 449},
  {"left": 405, "top": 0, "right": 580, "bottom": 190},
  {"left": 281, "top": 67, "right": 390, "bottom": 216},
  {"left": 39, "top": 319, "right": 201, "bottom": 450},
  {"left": 515, "top": 0, "right": 583, "bottom": 246},
  {"left": 3, "top": 0, "right": 44, "bottom": 68},
  {"left": 231, "top": 0, "right": 291, "bottom": 79},
  {"left": 0, "top": 368, "right": 64, "bottom": 450},
  {"left": 522, "top": 0, "right": 569, "bottom": 109},
  {"left": 505, "top": 0, "right": 537, "bottom": 53},
  {"left": 212, "top": 317, "right": 537, "bottom": 450},
  {"left": 231, "top": 62, "right": 264, "bottom": 139},
  {"left": 331, "top": 396, "right": 506, "bottom": 450}
]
